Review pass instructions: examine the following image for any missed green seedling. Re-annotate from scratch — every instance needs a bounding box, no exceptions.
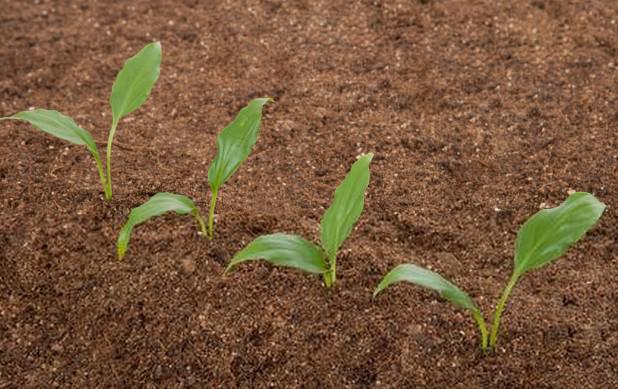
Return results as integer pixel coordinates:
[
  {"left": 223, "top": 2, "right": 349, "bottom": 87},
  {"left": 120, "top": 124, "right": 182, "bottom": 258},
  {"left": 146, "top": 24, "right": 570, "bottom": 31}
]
[
  {"left": 374, "top": 192, "right": 605, "bottom": 352},
  {"left": 116, "top": 192, "right": 206, "bottom": 260},
  {"left": 226, "top": 153, "right": 373, "bottom": 288},
  {"left": 116, "top": 98, "right": 269, "bottom": 259},
  {"left": 207, "top": 97, "right": 270, "bottom": 239},
  {"left": 1, "top": 42, "right": 161, "bottom": 200}
]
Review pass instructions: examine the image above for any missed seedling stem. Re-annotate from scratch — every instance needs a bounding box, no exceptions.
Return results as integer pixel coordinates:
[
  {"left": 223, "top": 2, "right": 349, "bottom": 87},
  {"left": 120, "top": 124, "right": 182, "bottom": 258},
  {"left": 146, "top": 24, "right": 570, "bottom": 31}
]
[
  {"left": 472, "top": 310, "right": 489, "bottom": 352},
  {"left": 489, "top": 272, "right": 520, "bottom": 348},
  {"left": 104, "top": 119, "right": 119, "bottom": 201},
  {"left": 208, "top": 189, "right": 219, "bottom": 239},
  {"left": 323, "top": 257, "right": 336, "bottom": 288},
  {"left": 194, "top": 210, "right": 207, "bottom": 236},
  {"left": 93, "top": 152, "right": 110, "bottom": 200}
]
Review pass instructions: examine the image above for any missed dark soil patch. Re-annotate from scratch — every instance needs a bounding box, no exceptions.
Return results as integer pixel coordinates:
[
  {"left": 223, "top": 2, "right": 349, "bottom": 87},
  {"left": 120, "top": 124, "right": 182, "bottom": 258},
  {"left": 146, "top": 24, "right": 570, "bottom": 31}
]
[{"left": 1, "top": 0, "right": 618, "bottom": 387}]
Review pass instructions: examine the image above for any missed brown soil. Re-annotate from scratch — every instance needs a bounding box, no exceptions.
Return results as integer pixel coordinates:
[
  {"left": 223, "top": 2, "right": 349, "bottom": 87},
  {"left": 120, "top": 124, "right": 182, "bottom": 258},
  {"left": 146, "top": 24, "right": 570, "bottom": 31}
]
[{"left": 1, "top": 0, "right": 617, "bottom": 387}]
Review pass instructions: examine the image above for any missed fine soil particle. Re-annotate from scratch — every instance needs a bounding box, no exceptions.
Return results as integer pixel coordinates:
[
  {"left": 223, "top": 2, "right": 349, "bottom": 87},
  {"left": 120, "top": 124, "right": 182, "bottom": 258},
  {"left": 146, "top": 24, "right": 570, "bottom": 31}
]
[{"left": 1, "top": 0, "right": 617, "bottom": 387}]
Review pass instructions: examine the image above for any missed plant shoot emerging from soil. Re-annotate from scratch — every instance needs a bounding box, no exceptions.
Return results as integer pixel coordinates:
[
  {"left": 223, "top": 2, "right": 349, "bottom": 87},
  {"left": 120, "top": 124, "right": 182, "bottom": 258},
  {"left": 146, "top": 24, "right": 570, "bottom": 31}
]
[
  {"left": 226, "top": 153, "right": 373, "bottom": 288},
  {"left": 207, "top": 97, "right": 270, "bottom": 239},
  {"left": 374, "top": 192, "right": 605, "bottom": 352},
  {"left": 117, "top": 192, "right": 206, "bottom": 260},
  {"left": 1, "top": 42, "right": 161, "bottom": 200},
  {"left": 116, "top": 98, "right": 270, "bottom": 257}
]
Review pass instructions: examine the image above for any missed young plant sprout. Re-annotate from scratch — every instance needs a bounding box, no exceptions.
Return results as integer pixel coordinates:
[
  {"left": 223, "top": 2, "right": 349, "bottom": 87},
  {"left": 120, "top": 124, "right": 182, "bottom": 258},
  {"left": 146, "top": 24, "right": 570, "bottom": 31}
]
[
  {"left": 0, "top": 42, "right": 161, "bottom": 200},
  {"left": 116, "top": 192, "right": 206, "bottom": 260},
  {"left": 116, "top": 98, "right": 270, "bottom": 258},
  {"left": 226, "top": 153, "right": 373, "bottom": 288},
  {"left": 374, "top": 192, "right": 605, "bottom": 352},
  {"left": 207, "top": 97, "right": 271, "bottom": 239}
]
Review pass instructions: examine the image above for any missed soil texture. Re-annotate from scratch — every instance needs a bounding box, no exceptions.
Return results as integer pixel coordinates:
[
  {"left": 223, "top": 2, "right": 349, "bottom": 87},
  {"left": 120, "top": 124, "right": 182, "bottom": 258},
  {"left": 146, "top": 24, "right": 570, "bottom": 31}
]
[{"left": 1, "top": 0, "right": 617, "bottom": 387}]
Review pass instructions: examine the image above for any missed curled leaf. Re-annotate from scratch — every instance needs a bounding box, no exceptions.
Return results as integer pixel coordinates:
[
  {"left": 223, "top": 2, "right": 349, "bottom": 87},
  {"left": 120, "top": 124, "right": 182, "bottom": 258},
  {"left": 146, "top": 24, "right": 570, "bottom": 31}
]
[
  {"left": 117, "top": 192, "right": 205, "bottom": 260},
  {"left": 226, "top": 233, "right": 328, "bottom": 274},
  {"left": 374, "top": 263, "right": 479, "bottom": 313},
  {"left": 375, "top": 263, "right": 489, "bottom": 351}
]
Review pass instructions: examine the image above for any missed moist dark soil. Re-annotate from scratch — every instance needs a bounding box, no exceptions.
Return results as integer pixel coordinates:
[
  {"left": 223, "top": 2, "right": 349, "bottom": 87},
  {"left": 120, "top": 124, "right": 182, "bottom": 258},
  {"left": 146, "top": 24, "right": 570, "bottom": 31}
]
[{"left": 1, "top": 0, "right": 617, "bottom": 387}]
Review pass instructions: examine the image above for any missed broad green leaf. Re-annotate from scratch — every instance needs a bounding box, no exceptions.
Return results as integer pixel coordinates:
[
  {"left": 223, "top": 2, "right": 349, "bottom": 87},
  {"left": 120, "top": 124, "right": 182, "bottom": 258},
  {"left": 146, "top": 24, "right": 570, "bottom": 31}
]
[
  {"left": 514, "top": 192, "right": 605, "bottom": 275},
  {"left": 226, "top": 233, "right": 328, "bottom": 274},
  {"left": 208, "top": 98, "right": 270, "bottom": 192},
  {"left": 373, "top": 264, "right": 479, "bottom": 313},
  {"left": 2, "top": 109, "right": 99, "bottom": 156},
  {"left": 110, "top": 41, "right": 161, "bottom": 124},
  {"left": 320, "top": 153, "right": 373, "bottom": 260},
  {"left": 117, "top": 192, "right": 204, "bottom": 260}
]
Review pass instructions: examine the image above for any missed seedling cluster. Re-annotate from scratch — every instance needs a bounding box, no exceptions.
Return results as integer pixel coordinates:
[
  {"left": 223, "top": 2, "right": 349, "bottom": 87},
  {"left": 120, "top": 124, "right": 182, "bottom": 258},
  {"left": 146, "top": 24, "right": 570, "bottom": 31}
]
[
  {"left": 1, "top": 42, "right": 609, "bottom": 355},
  {"left": 116, "top": 97, "right": 270, "bottom": 259}
]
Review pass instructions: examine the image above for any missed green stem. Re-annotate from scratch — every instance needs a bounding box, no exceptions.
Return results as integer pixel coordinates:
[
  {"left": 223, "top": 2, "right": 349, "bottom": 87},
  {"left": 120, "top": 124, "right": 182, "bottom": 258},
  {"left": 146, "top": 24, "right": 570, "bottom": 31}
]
[
  {"left": 207, "top": 189, "right": 218, "bottom": 240},
  {"left": 472, "top": 310, "right": 489, "bottom": 352},
  {"left": 489, "top": 272, "right": 520, "bottom": 348},
  {"left": 105, "top": 119, "right": 119, "bottom": 200},
  {"left": 93, "top": 152, "right": 111, "bottom": 200},
  {"left": 194, "top": 210, "right": 207, "bottom": 236},
  {"left": 322, "top": 257, "right": 336, "bottom": 288}
]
